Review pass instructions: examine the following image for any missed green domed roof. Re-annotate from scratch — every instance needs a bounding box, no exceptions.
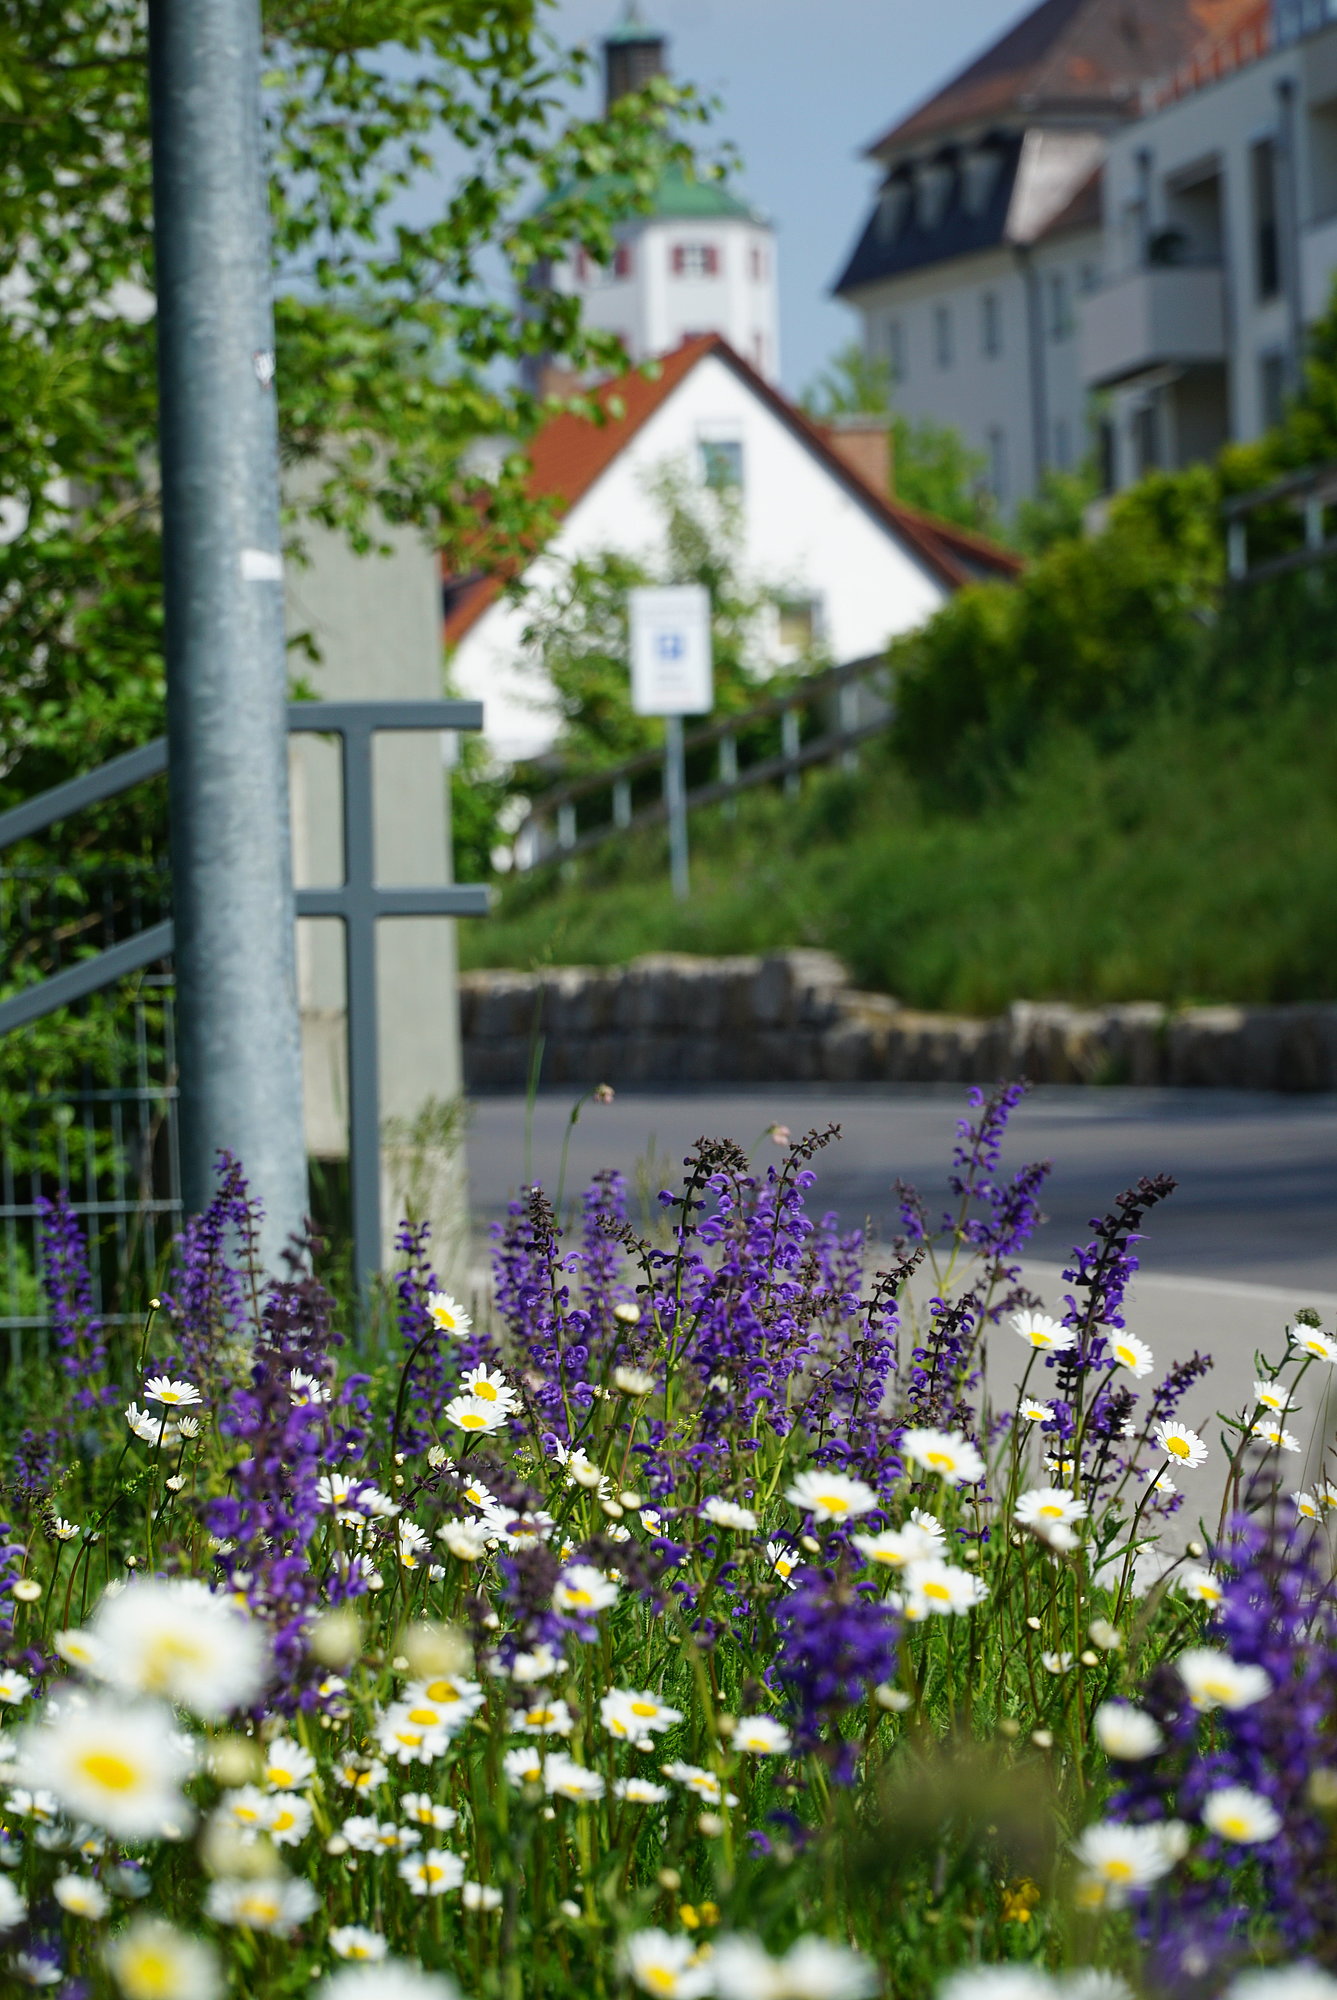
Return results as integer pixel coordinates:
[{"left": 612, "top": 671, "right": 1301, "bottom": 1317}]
[{"left": 535, "top": 161, "right": 766, "bottom": 227}]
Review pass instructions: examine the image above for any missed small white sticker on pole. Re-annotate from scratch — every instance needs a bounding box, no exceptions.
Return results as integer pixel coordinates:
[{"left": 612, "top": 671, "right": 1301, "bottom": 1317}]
[
  {"left": 629, "top": 585, "right": 713, "bottom": 716},
  {"left": 240, "top": 547, "right": 283, "bottom": 582}
]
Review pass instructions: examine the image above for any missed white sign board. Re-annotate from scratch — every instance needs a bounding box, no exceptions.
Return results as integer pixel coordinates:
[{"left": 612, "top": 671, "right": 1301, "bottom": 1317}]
[{"left": 629, "top": 584, "right": 713, "bottom": 717}]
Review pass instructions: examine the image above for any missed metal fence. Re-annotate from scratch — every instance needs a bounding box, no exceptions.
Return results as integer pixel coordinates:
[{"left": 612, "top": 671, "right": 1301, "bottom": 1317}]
[{"left": 1, "top": 848, "right": 181, "bottom": 1355}]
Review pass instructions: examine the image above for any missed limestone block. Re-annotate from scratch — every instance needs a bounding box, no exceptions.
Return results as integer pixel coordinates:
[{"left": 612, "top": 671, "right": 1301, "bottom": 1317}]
[{"left": 1166, "top": 1008, "right": 1247, "bottom": 1088}]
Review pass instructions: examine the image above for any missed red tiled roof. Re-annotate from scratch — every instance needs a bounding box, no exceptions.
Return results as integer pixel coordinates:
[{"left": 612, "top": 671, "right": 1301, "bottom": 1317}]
[
  {"left": 443, "top": 335, "right": 1020, "bottom": 648},
  {"left": 867, "top": 0, "right": 1209, "bottom": 159}
]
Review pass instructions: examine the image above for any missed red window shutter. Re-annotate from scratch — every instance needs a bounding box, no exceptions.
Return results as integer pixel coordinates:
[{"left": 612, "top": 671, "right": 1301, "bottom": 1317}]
[
  {"left": 704, "top": 245, "right": 719, "bottom": 276},
  {"left": 671, "top": 245, "right": 685, "bottom": 275}
]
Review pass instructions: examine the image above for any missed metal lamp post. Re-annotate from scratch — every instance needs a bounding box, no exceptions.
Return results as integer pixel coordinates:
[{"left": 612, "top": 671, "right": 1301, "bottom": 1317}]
[{"left": 147, "top": 0, "right": 308, "bottom": 1266}]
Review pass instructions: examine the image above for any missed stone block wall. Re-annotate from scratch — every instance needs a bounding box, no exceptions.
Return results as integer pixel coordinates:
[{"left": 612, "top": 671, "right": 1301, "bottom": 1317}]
[{"left": 459, "top": 952, "right": 1337, "bottom": 1093}]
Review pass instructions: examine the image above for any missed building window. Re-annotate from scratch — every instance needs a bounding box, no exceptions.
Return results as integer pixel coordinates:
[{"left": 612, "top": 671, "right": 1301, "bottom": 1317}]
[
  {"left": 672, "top": 243, "right": 720, "bottom": 278},
  {"left": 749, "top": 244, "right": 767, "bottom": 281},
  {"left": 981, "top": 291, "right": 1001, "bottom": 358},
  {"left": 777, "top": 596, "right": 823, "bottom": 653},
  {"left": 886, "top": 318, "right": 905, "bottom": 382},
  {"left": 1133, "top": 401, "right": 1161, "bottom": 476},
  {"left": 1054, "top": 417, "right": 1071, "bottom": 469},
  {"left": 933, "top": 303, "right": 953, "bottom": 369},
  {"left": 752, "top": 332, "right": 766, "bottom": 372},
  {"left": 1079, "top": 261, "right": 1101, "bottom": 294},
  {"left": 613, "top": 242, "right": 633, "bottom": 280},
  {"left": 986, "top": 427, "right": 1007, "bottom": 505},
  {"left": 699, "top": 437, "right": 743, "bottom": 490},
  {"left": 1047, "top": 272, "right": 1070, "bottom": 341},
  {"left": 1252, "top": 139, "right": 1280, "bottom": 300},
  {"left": 1259, "top": 351, "right": 1287, "bottom": 428},
  {"left": 1096, "top": 417, "right": 1116, "bottom": 494}
]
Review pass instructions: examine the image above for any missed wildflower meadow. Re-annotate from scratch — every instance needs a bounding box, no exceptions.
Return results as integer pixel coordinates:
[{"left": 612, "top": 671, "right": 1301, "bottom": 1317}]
[{"left": 0, "top": 1085, "right": 1335, "bottom": 2000}]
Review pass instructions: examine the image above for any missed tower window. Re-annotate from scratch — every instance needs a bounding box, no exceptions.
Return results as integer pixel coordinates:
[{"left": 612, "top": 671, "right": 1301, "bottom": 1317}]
[
  {"left": 981, "top": 291, "right": 1001, "bottom": 358},
  {"left": 749, "top": 244, "right": 767, "bottom": 281},
  {"left": 613, "top": 242, "right": 633, "bottom": 280},
  {"left": 699, "top": 438, "right": 743, "bottom": 490},
  {"left": 672, "top": 243, "right": 720, "bottom": 278}
]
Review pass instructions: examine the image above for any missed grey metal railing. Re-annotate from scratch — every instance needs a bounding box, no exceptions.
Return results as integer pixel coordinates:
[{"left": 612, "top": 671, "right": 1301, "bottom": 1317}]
[
  {"left": 0, "top": 698, "right": 488, "bottom": 1302},
  {"left": 512, "top": 652, "right": 891, "bottom": 871},
  {"left": 1223, "top": 458, "right": 1337, "bottom": 587}
]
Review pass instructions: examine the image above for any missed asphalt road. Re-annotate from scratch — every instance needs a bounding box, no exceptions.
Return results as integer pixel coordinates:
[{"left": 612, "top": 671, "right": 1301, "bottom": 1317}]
[
  {"left": 466, "top": 1083, "right": 1337, "bottom": 1293},
  {"left": 465, "top": 1083, "right": 1337, "bottom": 1481}
]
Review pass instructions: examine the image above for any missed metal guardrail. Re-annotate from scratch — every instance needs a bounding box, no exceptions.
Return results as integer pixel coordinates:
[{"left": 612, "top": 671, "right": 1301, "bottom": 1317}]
[
  {"left": 512, "top": 653, "right": 891, "bottom": 871},
  {"left": 1, "top": 699, "right": 488, "bottom": 1287},
  {"left": 1223, "top": 458, "right": 1337, "bottom": 587}
]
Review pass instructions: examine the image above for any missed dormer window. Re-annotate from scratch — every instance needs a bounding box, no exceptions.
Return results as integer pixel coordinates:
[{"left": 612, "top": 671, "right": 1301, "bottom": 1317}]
[
  {"left": 875, "top": 179, "right": 910, "bottom": 243},
  {"left": 672, "top": 243, "right": 720, "bottom": 278},
  {"left": 961, "top": 146, "right": 1002, "bottom": 219},
  {"left": 914, "top": 160, "right": 954, "bottom": 232}
]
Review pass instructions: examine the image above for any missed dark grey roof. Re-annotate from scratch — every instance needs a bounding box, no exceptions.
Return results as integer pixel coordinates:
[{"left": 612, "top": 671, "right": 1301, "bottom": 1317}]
[{"left": 833, "top": 135, "right": 1023, "bottom": 298}]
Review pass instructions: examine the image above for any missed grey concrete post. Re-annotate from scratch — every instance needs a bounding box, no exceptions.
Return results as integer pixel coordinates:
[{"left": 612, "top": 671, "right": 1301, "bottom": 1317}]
[{"left": 148, "top": 0, "right": 308, "bottom": 1266}]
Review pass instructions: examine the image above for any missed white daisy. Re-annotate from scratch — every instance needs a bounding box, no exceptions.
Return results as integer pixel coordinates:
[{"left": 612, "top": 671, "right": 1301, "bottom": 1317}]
[
  {"left": 1178, "top": 1567, "right": 1225, "bottom": 1608},
  {"left": 765, "top": 1541, "right": 801, "bottom": 1586},
  {"left": 263, "top": 1739, "right": 316, "bottom": 1791},
  {"left": 87, "top": 1578, "right": 267, "bottom": 1718},
  {"left": 1042, "top": 1651, "right": 1075, "bottom": 1674},
  {"left": 398, "top": 1848, "right": 464, "bottom": 1896},
  {"left": 53, "top": 1872, "right": 108, "bottom": 1919},
  {"left": 143, "top": 1376, "right": 202, "bottom": 1408},
  {"left": 851, "top": 1522, "right": 943, "bottom": 1569},
  {"left": 426, "top": 1292, "right": 472, "bottom": 1337},
  {"left": 1072, "top": 1820, "right": 1178, "bottom": 1891},
  {"left": 1153, "top": 1421, "right": 1208, "bottom": 1469},
  {"left": 1253, "top": 1378, "right": 1297, "bottom": 1413},
  {"left": 541, "top": 1753, "right": 605, "bottom": 1802},
  {"left": 902, "top": 1559, "right": 989, "bottom": 1619},
  {"left": 329, "top": 1926, "right": 388, "bottom": 1962},
  {"left": 901, "top": 1428, "right": 986, "bottom": 1486},
  {"left": 600, "top": 1689, "right": 683, "bottom": 1740},
  {"left": 784, "top": 1470, "right": 879, "bottom": 1521},
  {"left": 615, "top": 1777, "right": 670, "bottom": 1803},
  {"left": 1020, "top": 1398, "right": 1054, "bottom": 1423},
  {"left": 16, "top": 1695, "right": 194, "bottom": 1839},
  {"left": 502, "top": 1746, "right": 543, "bottom": 1786},
  {"left": 732, "top": 1715, "right": 792, "bottom": 1755},
  {"left": 462, "top": 1881, "right": 503, "bottom": 1911},
  {"left": 713, "top": 1934, "right": 877, "bottom": 2000},
  {"left": 1011, "top": 1311, "right": 1076, "bottom": 1352},
  {"left": 1109, "top": 1333, "right": 1153, "bottom": 1377},
  {"left": 1178, "top": 1648, "right": 1272, "bottom": 1712},
  {"left": 460, "top": 1364, "right": 520, "bottom": 1413},
  {"left": 552, "top": 1565, "right": 619, "bottom": 1616},
  {"left": 0, "top": 1672, "right": 31, "bottom": 1705},
  {"left": 1202, "top": 1785, "right": 1282, "bottom": 1844},
  {"left": 1015, "top": 1488, "right": 1087, "bottom": 1535},
  {"left": 104, "top": 1918, "right": 219, "bottom": 2000},
  {"left": 510, "top": 1698, "right": 574, "bottom": 1737},
  {"left": 288, "top": 1369, "right": 330, "bottom": 1406},
  {"left": 1252, "top": 1419, "right": 1301, "bottom": 1453},
  {"left": 614, "top": 1366, "right": 656, "bottom": 1396},
  {"left": 401, "top": 1794, "right": 458, "bottom": 1831},
  {"left": 1093, "top": 1702, "right": 1163, "bottom": 1760},
  {"left": 442, "top": 1394, "right": 508, "bottom": 1436},
  {"left": 622, "top": 1929, "right": 714, "bottom": 2000},
  {"left": 437, "top": 1520, "right": 490, "bottom": 1561},
  {"left": 317, "top": 1966, "right": 457, "bottom": 2000},
  {"left": 264, "top": 1794, "right": 313, "bottom": 1847},
  {"left": 205, "top": 1874, "right": 318, "bottom": 1934},
  {"left": 398, "top": 1521, "right": 433, "bottom": 1570},
  {"left": 1290, "top": 1325, "right": 1337, "bottom": 1363},
  {"left": 1293, "top": 1490, "right": 1322, "bottom": 1520},
  {"left": 702, "top": 1497, "right": 759, "bottom": 1533}
]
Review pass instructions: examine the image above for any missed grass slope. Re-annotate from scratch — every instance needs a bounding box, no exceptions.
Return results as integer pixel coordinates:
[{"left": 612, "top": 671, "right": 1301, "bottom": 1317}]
[{"left": 462, "top": 688, "right": 1337, "bottom": 1016}]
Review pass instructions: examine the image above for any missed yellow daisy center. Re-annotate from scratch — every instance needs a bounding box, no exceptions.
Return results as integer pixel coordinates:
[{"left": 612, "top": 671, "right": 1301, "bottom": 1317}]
[
  {"left": 424, "top": 1680, "right": 459, "bottom": 1703},
  {"left": 565, "top": 1588, "right": 593, "bottom": 1608},
  {"left": 1102, "top": 1859, "right": 1135, "bottom": 1882},
  {"left": 1221, "top": 1815, "right": 1248, "bottom": 1838},
  {"left": 924, "top": 1452, "right": 954, "bottom": 1470},
  {"left": 433, "top": 1308, "right": 458, "bottom": 1331},
  {"left": 643, "top": 1970, "right": 679, "bottom": 1996},
  {"left": 923, "top": 1582, "right": 951, "bottom": 1601},
  {"left": 473, "top": 1382, "right": 499, "bottom": 1401},
  {"left": 460, "top": 1413, "right": 489, "bottom": 1430},
  {"left": 816, "top": 1493, "right": 849, "bottom": 1512},
  {"left": 1039, "top": 1504, "right": 1065, "bottom": 1518},
  {"left": 1165, "top": 1437, "right": 1191, "bottom": 1459},
  {"left": 631, "top": 1701, "right": 659, "bottom": 1717},
  {"left": 407, "top": 1707, "right": 441, "bottom": 1727},
  {"left": 79, "top": 1750, "right": 137, "bottom": 1793}
]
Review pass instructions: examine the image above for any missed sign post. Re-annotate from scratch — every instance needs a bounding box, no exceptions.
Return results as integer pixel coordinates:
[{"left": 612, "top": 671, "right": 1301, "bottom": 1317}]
[{"left": 629, "top": 585, "right": 713, "bottom": 902}]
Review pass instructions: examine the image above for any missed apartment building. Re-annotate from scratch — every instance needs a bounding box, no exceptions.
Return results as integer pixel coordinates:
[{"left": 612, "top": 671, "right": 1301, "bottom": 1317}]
[
  {"left": 833, "top": 0, "right": 1206, "bottom": 512},
  {"left": 1083, "top": 1, "right": 1337, "bottom": 489}
]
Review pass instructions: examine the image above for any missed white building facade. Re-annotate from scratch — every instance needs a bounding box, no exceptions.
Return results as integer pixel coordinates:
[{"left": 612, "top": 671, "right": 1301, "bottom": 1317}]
[
  {"left": 1082, "top": 3, "right": 1337, "bottom": 488},
  {"left": 832, "top": 0, "right": 1207, "bottom": 513},
  {"left": 447, "top": 337, "right": 1015, "bottom": 764}
]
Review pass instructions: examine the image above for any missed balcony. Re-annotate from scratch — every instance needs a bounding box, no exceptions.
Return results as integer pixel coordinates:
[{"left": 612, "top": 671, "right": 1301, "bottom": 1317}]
[{"left": 1080, "top": 265, "right": 1227, "bottom": 389}]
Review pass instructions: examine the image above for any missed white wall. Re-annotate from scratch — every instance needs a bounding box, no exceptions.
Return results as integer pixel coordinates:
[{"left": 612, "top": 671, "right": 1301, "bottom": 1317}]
[
  {"left": 450, "top": 348, "right": 950, "bottom": 762},
  {"left": 1094, "top": 19, "right": 1337, "bottom": 477},
  {"left": 850, "top": 228, "right": 1102, "bottom": 510},
  {"left": 556, "top": 218, "right": 780, "bottom": 382}
]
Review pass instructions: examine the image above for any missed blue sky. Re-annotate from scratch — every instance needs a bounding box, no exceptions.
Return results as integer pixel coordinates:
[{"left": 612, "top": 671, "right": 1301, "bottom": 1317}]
[{"left": 546, "top": 0, "right": 1033, "bottom": 396}]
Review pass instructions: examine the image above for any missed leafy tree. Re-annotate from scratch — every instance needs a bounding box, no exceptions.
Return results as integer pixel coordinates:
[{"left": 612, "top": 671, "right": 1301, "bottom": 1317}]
[
  {"left": 512, "top": 463, "right": 819, "bottom": 781},
  {"left": 0, "top": 0, "right": 704, "bottom": 1184},
  {"left": 800, "top": 341, "right": 997, "bottom": 534}
]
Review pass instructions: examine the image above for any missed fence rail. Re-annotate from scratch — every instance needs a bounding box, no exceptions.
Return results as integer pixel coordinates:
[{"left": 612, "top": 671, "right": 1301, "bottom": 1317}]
[
  {"left": 1224, "top": 457, "right": 1337, "bottom": 587},
  {"left": 513, "top": 652, "right": 891, "bottom": 871}
]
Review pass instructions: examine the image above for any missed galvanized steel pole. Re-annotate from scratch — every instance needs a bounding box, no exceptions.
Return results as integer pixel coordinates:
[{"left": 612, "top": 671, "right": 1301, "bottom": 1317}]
[{"left": 148, "top": 0, "right": 308, "bottom": 1267}]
